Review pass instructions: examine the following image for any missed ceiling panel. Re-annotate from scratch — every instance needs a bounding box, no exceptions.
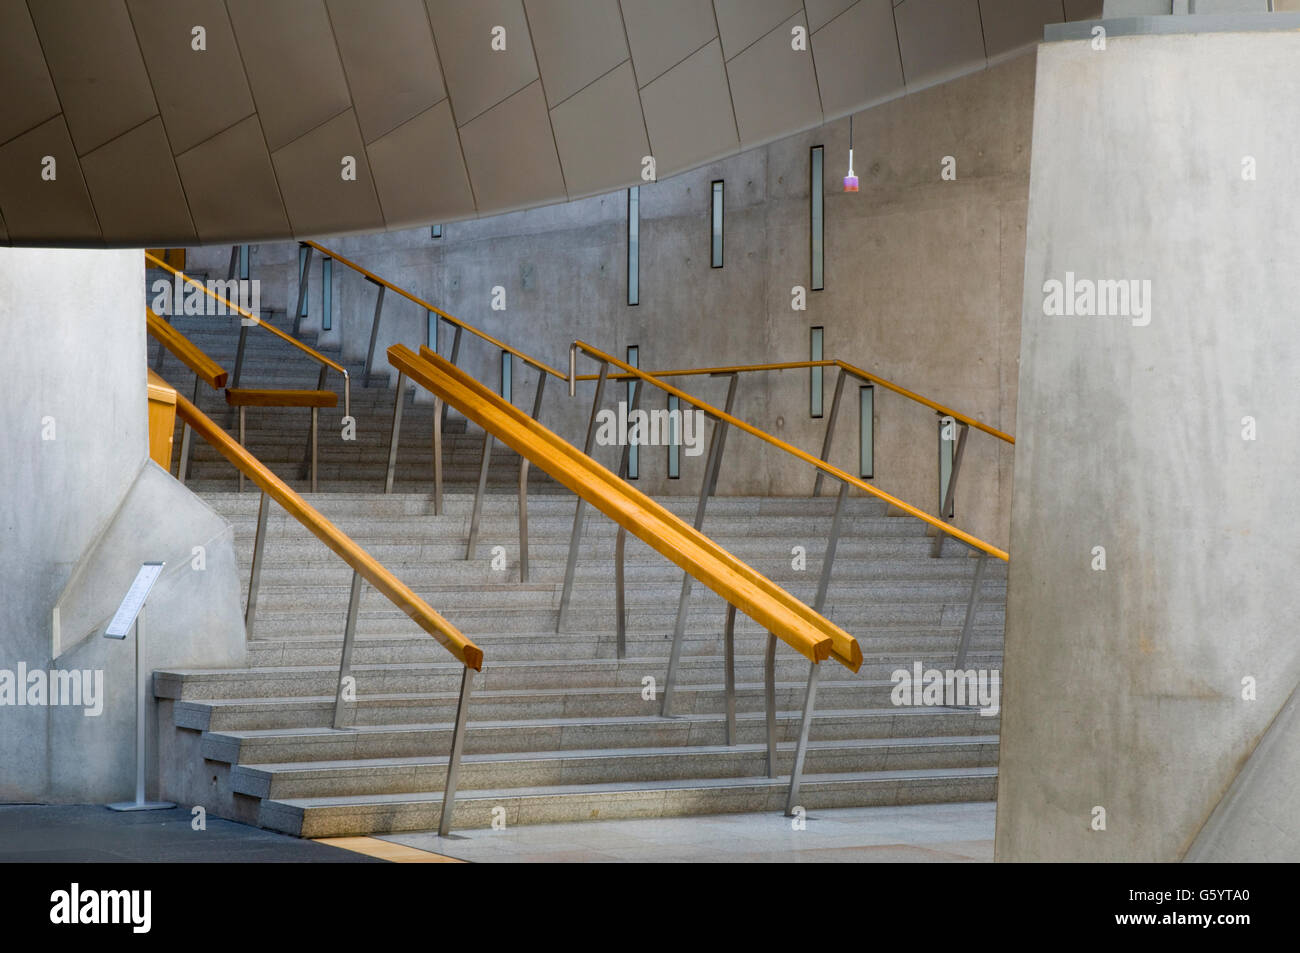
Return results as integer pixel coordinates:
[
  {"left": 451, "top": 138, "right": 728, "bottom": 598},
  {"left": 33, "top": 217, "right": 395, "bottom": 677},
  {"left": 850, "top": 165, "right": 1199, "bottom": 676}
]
[
  {"left": 980, "top": 0, "right": 1065, "bottom": 57},
  {"left": 813, "top": 0, "right": 904, "bottom": 116},
  {"left": 459, "top": 81, "right": 565, "bottom": 213},
  {"left": 524, "top": 0, "right": 629, "bottom": 107},
  {"left": 27, "top": 0, "right": 158, "bottom": 156},
  {"left": 0, "top": 116, "right": 100, "bottom": 242},
  {"left": 713, "top": 0, "right": 802, "bottom": 60},
  {"left": 80, "top": 116, "right": 196, "bottom": 244},
  {"left": 640, "top": 40, "right": 738, "bottom": 177},
  {"left": 366, "top": 100, "right": 474, "bottom": 229},
  {"left": 425, "top": 0, "right": 538, "bottom": 126},
  {"left": 550, "top": 61, "right": 650, "bottom": 198},
  {"left": 127, "top": 0, "right": 256, "bottom": 155},
  {"left": 326, "top": 0, "right": 446, "bottom": 143},
  {"left": 805, "top": 0, "right": 859, "bottom": 32},
  {"left": 727, "top": 11, "right": 822, "bottom": 145},
  {"left": 894, "top": 0, "right": 988, "bottom": 88},
  {"left": 225, "top": 0, "right": 353, "bottom": 152},
  {"left": 174, "top": 115, "right": 290, "bottom": 242},
  {"left": 0, "top": 0, "right": 61, "bottom": 147},
  {"left": 272, "top": 110, "right": 384, "bottom": 236},
  {"left": 619, "top": 0, "right": 717, "bottom": 88}
]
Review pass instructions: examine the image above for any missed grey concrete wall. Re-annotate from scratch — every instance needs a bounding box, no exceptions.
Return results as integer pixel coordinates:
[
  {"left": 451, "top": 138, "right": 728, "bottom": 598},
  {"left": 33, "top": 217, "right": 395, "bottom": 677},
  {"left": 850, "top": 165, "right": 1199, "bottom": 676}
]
[
  {"left": 0, "top": 248, "right": 246, "bottom": 803},
  {"left": 187, "top": 51, "right": 1033, "bottom": 551},
  {"left": 997, "top": 32, "right": 1300, "bottom": 861}
]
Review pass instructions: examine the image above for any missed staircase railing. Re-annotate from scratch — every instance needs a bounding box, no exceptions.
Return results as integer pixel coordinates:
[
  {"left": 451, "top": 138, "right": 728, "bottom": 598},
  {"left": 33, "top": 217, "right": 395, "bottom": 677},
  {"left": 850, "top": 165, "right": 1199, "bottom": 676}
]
[
  {"left": 145, "top": 251, "right": 352, "bottom": 421},
  {"left": 170, "top": 385, "right": 481, "bottom": 836},
  {"left": 566, "top": 342, "right": 1009, "bottom": 694},
  {"left": 387, "top": 343, "right": 861, "bottom": 815}
]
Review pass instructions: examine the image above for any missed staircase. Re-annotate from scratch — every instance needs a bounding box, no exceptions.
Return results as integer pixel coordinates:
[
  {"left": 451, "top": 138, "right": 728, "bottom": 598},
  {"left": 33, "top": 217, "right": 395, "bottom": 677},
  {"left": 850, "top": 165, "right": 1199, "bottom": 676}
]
[{"left": 149, "top": 282, "right": 1005, "bottom": 837}]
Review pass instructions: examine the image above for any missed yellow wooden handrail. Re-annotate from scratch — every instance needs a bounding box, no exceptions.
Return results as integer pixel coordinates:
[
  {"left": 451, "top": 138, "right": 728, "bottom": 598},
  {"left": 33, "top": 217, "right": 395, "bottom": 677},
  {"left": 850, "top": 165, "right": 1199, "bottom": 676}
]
[
  {"left": 303, "top": 240, "right": 569, "bottom": 382},
  {"left": 392, "top": 343, "right": 862, "bottom": 672},
  {"left": 146, "top": 308, "right": 228, "bottom": 388},
  {"left": 145, "top": 251, "right": 349, "bottom": 380},
  {"left": 172, "top": 386, "right": 483, "bottom": 670},
  {"left": 577, "top": 359, "right": 1013, "bottom": 445},
  {"left": 571, "top": 341, "right": 1010, "bottom": 562}
]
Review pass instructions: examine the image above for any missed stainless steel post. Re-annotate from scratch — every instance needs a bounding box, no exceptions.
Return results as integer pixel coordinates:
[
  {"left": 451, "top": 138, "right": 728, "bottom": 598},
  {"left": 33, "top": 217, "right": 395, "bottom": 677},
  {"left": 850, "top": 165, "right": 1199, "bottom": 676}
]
[
  {"left": 814, "top": 481, "right": 849, "bottom": 613},
  {"left": 178, "top": 375, "right": 200, "bottom": 484},
  {"left": 932, "top": 422, "right": 970, "bottom": 557},
  {"left": 954, "top": 551, "right": 988, "bottom": 670},
  {"left": 384, "top": 372, "right": 406, "bottom": 493},
  {"left": 612, "top": 378, "right": 644, "bottom": 648},
  {"left": 362, "top": 283, "right": 386, "bottom": 387},
  {"left": 724, "top": 604, "right": 737, "bottom": 746},
  {"left": 332, "top": 571, "right": 363, "bottom": 730},
  {"left": 784, "top": 661, "right": 822, "bottom": 816},
  {"left": 438, "top": 666, "right": 475, "bottom": 837},
  {"left": 765, "top": 633, "right": 778, "bottom": 778},
  {"left": 518, "top": 374, "right": 547, "bottom": 582},
  {"left": 556, "top": 362, "right": 608, "bottom": 632},
  {"left": 812, "top": 367, "right": 848, "bottom": 497},
  {"left": 465, "top": 430, "right": 494, "bottom": 560},
  {"left": 245, "top": 491, "right": 270, "bottom": 638}
]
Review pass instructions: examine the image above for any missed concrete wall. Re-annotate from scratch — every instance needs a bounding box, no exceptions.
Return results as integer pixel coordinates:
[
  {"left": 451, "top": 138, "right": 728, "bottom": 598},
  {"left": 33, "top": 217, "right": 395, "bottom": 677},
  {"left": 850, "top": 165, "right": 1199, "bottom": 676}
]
[
  {"left": 0, "top": 248, "right": 246, "bottom": 804},
  {"left": 187, "top": 51, "right": 1034, "bottom": 551},
  {"left": 996, "top": 31, "right": 1300, "bottom": 861}
]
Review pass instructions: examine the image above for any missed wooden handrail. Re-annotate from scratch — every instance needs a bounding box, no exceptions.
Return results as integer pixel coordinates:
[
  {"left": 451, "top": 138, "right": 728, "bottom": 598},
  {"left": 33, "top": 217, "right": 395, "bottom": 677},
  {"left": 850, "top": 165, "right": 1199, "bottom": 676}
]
[
  {"left": 146, "top": 308, "right": 228, "bottom": 388},
  {"left": 571, "top": 341, "right": 1010, "bottom": 562},
  {"left": 577, "top": 359, "right": 1013, "bottom": 444},
  {"left": 172, "top": 387, "right": 483, "bottom": 671},
  {"left": 145, "top": 252, "right": 349, "bottom": 379},
  {"left": 303, "top": 240, "right": 569, "bottom": 382},
  {"left": 394, "top": 343, "right": 862, "bottom": 672}
]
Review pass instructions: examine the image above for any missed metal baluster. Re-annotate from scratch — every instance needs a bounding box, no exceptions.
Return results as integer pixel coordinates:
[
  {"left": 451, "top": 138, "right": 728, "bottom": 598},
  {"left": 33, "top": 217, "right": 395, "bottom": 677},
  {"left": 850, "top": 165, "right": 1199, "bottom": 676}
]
[
  {"left": 785, "top": 661, "right": 822, "bottom": 816},
  {"left": 812, "top": 367, "right": 848, "bottom": 497},
  {"left": 178, "top": 375, "right": 200, "bottom": 484},
  {"left": 764, "top": 633, "right": 778, "bottom": 778},
  {"left": 613, "top": 377, "right": 644, "bottom": 651},
  {"left": 244, "top": 491, "right": 270, "bottom": 637},
  {"left": 932, "top": 422, "right": 969, "bottom": 557},
  {"left": 723, "top": 604, "right": 737, "bottom": 746},
  {"left": 557, "top": 362, "right": 608, "bottom": 632},
  {"left": 362, "top": 282, "right": 386, "bottom": 387},
  {"left": 332, "top": 571, "right": 363, "bottom": 730},
  {"left": 439, "top": 326, "right": 462, "bottom": 434},
  {"left": 438, "top": 666, "right": 475, "bottom": 837},
  {"left": 432, "top": 396, "right": 444, "bottom": 515},
  {"left": 465, "top": 430, "right": 493, "bottom": 560},
  {"left": 814, "top": 481, "right": 849, "bottom": 613},
  {"left": 300, "top": 365, "right": 329, "bottom": 480},
  {"left": 519, "top": 373, "right": 547, "bottom": 582},
  {"left": 954, "top": 551, "right": 988, "bottom": 670},
  {"left": 662, "top": 374, "right": 738, "bottom": 717},
  {"left": 384, "top": 372, "right": 406, "bottom": 493}
]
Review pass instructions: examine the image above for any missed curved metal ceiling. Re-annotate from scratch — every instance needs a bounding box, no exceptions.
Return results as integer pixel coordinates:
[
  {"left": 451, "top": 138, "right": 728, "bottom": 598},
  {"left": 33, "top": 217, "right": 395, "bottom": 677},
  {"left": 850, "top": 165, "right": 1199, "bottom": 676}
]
[{"left": 0, "top": 0, "right": 1100, "bottom": 247}]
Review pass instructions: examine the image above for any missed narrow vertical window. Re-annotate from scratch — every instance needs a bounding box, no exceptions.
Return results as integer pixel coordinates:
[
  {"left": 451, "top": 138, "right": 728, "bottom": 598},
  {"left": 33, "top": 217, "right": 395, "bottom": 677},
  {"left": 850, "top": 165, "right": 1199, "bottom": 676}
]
[
  {"left": 501, "top": 351, "right": 512, "bottom": 403},
  {"left": 810, "top": 146, "right": 824, "bottom": 291},
  {"left": 710, "top": 180, "right": 724, "bottom": 268},
  {"left": 427, "top": 310, "right": 437, "bottom": 351},
  {"left": 431, "top": 224, "right": 442, "bottom": 239},
  {"left": 939, "top": 417, "right": 955, "bottom": 518},
  {"left": 667, "top": 394, "right": 681, "bottom": 480},
  {"left": 810, "top": 326, "right": 824, "bottom": 418},
  {"left": 627, "top": 187, "right": 640, "bottom": 306},
  {"left": 626, "top": 346, "right": 639, "bottom": 480},
  {"left": 297, "top": 246, "right": 310, "bottom": 317},
  {"left": 321, "top": 257, "right": 332, "bottom": 331},
  {"left": 859, "top": 385, "right": 874, "bottom": 479},
  {"left": 238, "top": 244, "right": 250, "bottom": 281}
]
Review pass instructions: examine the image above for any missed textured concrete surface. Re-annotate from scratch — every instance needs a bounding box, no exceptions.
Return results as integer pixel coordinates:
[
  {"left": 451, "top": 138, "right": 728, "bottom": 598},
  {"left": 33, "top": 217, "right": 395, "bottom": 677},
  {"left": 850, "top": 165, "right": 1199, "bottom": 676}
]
[
  {"left": 381, "top": 801, "right": 994, "bottom": 863},
  {"left": 0, "top": 248, "right": 247, "bottom": 803},
  {"left": 997, "top": 32, "right": 1300, "bottom": 862},
  {"left": 187, "top": 52, "right": 1034, "bottom": 550},
  {"left": 0, "top": 804, "right": 381, "bottom": 862}
]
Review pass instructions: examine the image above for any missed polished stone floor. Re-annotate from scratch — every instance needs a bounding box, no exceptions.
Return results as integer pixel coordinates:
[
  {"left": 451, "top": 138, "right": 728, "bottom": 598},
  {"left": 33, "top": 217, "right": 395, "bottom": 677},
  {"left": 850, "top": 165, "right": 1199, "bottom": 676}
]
[{"left": 382, "top": 801, "right": 996, "bottom": 863}]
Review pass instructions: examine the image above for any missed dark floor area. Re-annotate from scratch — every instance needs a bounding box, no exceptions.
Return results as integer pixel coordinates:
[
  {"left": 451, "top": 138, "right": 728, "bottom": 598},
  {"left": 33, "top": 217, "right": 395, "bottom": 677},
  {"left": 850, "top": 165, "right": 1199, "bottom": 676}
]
[{"left": 0, "top": 804, "right": 384, "bottom": 863}]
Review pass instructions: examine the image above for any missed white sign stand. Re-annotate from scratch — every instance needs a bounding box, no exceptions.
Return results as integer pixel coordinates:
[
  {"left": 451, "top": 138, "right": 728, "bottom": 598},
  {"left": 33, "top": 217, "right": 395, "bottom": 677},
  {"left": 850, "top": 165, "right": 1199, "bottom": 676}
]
[{"left": 105, "top": 562, "right": 176, "bottom": 812}]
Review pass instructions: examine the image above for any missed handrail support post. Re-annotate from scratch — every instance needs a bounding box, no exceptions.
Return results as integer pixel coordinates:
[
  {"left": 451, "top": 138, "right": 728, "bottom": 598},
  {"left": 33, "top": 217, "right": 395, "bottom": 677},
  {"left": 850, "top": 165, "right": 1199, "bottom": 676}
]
[
  {"left": 813, "top": 367, "right": 848, "bottom": 497},
  {"left": 933, "top": 422, "right": 970, "bottom": 557},
  {"left": 557, "top": 361, "right": 608, "bottom": 632},
  {"left": 814, "top": 481, "right": 849, "bottom": 613},
  {"left": 955, "top": 551, "right": 988, "bottom": 670},
  {"left": 518, "top": 374, "right": 546, "bottom": 582},
  {"left": 765, "top": 633, "right": 778, "bottom": 777},
  {"left": 784, "top": 660, "right": 822, "bottom": 816},
  {"left": 438, "top": 666, "right": 474, "bottom": 837},
  {"left": 384, "top": 371, "right": 406, "bottom": 493},
  {"left": 245, "top": 490, "right": 270, "bottom": 638},
  {"left": 332, "top": 571, "right": 363, "bottom": 730},
  {"left": 362, "top": 283, "right": 386, "bottom": 387},
  {"left": 724, "top": 605, "right": 737, "bottom": 746}
]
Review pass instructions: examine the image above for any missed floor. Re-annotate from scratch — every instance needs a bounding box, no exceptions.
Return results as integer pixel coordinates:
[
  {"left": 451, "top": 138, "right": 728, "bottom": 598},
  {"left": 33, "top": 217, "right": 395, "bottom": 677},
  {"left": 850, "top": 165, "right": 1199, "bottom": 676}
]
[
  {"left": 0, "top": 802, "right": 994, "bottom": 863},
  {"left": 380, "top": 802, "right": 995, "bottom": 863},
  {"left": 0, "top": 804, "right": 382, "bottom": 863}
]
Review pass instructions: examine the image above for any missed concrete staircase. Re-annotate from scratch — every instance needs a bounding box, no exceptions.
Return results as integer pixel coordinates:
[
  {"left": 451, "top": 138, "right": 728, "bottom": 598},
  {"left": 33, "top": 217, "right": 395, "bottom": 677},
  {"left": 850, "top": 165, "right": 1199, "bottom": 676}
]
[{"left": 149, "top": 284, "right": 1004, "bottom": 837}]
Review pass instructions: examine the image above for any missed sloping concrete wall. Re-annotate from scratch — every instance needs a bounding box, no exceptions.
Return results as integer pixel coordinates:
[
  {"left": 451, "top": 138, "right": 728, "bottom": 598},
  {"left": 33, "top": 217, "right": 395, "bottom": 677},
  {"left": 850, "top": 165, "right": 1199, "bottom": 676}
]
[
  {"left": 188, "top": 52, "right": 1034, "bottom": 551},
  {"left": 0, "top": 248, "right": 246, "bottom": 803},
  {"left": 996, "top": 31, "right": 1300, "bottom": 861}
]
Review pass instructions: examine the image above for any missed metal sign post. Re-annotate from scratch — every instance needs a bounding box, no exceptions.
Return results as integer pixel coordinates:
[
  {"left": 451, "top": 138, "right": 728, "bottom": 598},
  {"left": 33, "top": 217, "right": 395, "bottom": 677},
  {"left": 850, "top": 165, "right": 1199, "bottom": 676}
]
[{"left": 105, "top": 562, "right": 175, "bottom": 812}]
